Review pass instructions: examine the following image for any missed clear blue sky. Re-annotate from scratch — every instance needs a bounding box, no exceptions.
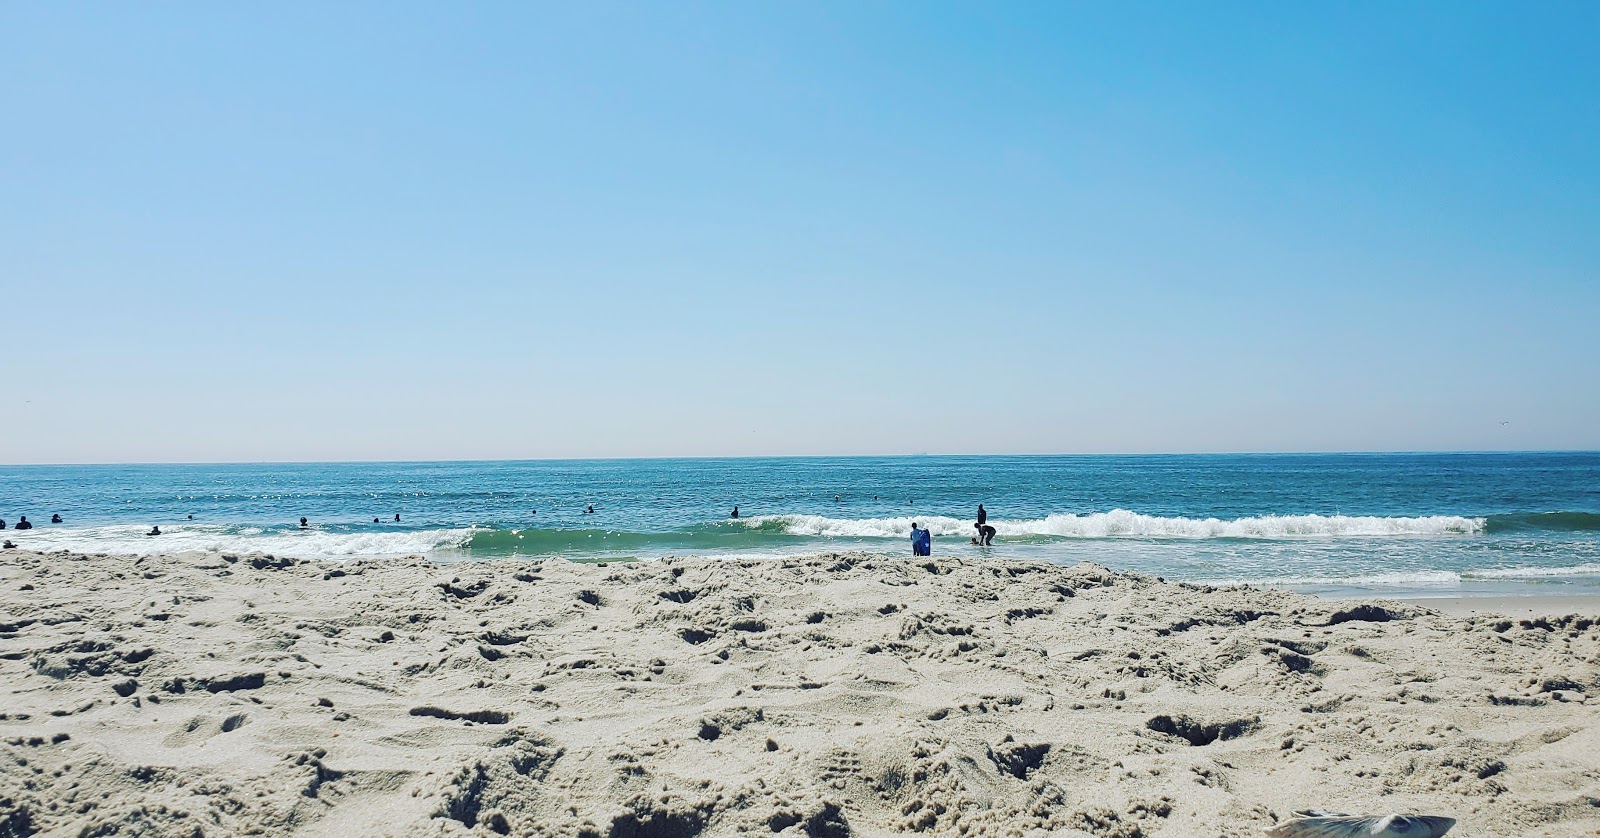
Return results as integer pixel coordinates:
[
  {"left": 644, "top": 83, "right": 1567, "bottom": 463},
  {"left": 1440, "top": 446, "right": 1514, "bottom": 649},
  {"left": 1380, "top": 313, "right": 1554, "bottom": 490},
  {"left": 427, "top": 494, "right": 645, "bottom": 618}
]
[{"left": 2, "top": 2, "right": 1596, "bottom": 463}]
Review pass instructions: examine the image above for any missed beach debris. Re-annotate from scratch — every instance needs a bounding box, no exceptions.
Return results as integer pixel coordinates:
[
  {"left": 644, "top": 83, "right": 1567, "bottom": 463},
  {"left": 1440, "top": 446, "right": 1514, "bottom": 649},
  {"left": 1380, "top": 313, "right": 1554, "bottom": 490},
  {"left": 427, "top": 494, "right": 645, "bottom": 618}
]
[{"left": 1264, "top": 810, "right": 1454, "bottom": 837}]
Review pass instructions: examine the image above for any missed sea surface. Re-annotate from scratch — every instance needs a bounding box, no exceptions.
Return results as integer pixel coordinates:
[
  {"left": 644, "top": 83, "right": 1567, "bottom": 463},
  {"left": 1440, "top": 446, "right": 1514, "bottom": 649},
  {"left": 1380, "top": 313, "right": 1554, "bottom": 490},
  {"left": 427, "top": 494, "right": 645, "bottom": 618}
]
[{"left": 3, "top": 453, "right": 1598, "bottom": 599}]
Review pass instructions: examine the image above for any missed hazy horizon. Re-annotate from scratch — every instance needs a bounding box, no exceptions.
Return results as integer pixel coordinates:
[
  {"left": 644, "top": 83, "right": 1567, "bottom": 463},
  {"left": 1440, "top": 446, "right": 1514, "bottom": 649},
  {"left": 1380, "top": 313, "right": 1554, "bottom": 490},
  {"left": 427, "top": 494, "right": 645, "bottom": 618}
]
[
  {"left": 5, "top": 448, "right": 1598, "bottom": 469},
  {"left": 4, "top": 3, "right": 1596, "bottom": 463}
]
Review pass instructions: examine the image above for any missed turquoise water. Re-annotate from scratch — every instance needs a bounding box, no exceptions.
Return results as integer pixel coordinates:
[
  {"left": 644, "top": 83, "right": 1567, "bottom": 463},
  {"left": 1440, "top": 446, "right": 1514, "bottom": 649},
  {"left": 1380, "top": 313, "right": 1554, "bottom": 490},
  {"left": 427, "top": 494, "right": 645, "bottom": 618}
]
[{"left": 3, "top": 453, "right": 1598, "bottom": 598}]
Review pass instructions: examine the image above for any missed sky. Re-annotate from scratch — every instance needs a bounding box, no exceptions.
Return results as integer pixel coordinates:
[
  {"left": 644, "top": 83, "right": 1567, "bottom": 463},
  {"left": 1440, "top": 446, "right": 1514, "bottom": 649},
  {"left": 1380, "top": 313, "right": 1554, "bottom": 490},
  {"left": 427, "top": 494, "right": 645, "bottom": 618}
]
[{"left": 2, "top": 2, "right": 1597, "bottom": 463}]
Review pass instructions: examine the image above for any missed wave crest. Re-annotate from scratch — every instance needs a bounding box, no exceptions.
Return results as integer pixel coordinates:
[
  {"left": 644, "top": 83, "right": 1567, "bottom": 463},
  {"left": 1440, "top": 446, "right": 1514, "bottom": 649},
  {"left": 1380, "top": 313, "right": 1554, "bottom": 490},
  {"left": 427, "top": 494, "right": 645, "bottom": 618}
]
[{"left": 738, "top": 510, "right": 1485, "bottom": 539}]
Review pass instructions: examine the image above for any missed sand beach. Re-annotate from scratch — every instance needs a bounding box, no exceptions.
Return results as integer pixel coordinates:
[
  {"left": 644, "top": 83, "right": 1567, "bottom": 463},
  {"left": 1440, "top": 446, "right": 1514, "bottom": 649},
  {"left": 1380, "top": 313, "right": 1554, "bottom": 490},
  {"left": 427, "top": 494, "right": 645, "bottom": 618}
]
[
  {"left": 9, "top": 0, "right": 1596, "bottom": 833},
  {"left": 3, "top": 548, "right": 1598, "bottom": 836}
]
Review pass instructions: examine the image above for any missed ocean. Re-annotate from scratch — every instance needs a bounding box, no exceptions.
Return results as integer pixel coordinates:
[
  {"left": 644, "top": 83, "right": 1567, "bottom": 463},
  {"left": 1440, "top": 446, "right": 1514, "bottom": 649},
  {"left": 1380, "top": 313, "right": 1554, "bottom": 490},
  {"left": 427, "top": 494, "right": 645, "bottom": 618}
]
[{"left": 2, "top": 453, "right": 1597, "bottom": 599}]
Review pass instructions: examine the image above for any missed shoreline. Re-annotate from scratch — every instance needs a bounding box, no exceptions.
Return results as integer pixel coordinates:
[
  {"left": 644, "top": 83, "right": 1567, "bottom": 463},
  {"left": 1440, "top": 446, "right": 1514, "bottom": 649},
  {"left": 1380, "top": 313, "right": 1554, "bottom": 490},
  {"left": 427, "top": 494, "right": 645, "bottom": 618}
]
[
  {"left": 3, "top": 548, "right": 1598, "bottom": 835},
  {"left": 8, "top": 542, "right": 1600, "bottom": 616},
  {"left": 1389, "top": 593, "right": 1600, "bottom": 618}
]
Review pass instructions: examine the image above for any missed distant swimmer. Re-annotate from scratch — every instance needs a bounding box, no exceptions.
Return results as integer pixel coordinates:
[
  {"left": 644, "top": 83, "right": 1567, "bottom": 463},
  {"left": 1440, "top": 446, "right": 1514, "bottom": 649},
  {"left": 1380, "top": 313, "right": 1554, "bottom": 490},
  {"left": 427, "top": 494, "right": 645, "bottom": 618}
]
[
  {"left": 14, "top": 516, "right": 31, "bottom": 530},
  {"left": 0, "top": 520, "right": 6, "bottom": 530},
  {"left": 51, "top": 514, "right": 62, "bottom": 524},
  {"left": 585, "top": 505, "right": 595, "bottom": 514},
  {"left": 148, "top": 526, "right": 161, "bottom": 536},
  {"left": 187, "top": 514, "right": 194, "bottom": 520},
  {"left": 731, "top": 506, "right": 740, "bottom": 519},
  {"left": 299, "top": 517, "right": 309, "bottom": 529},
  {"left": 1, "top": 540, "right": 13, "bottom": 549},
  {"left": 394, "top": 513, "right": 401, "bottom": 522},
  {"left": 835, "top": 495, "right": 841, "bottom": 503},
  {"left": 373, "top": 518, "right": 380, "bottom": 523}
]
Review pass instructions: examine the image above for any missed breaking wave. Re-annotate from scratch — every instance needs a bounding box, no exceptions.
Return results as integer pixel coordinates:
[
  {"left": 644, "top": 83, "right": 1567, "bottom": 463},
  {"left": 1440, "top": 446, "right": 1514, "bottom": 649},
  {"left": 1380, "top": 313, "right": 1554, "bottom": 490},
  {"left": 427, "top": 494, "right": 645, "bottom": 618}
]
[
  {"left": 3, "top": 524, "right": 475, "bottom": 559},
  {"left": 737, "top": 510, "right": 1485, "bottom": 539}
]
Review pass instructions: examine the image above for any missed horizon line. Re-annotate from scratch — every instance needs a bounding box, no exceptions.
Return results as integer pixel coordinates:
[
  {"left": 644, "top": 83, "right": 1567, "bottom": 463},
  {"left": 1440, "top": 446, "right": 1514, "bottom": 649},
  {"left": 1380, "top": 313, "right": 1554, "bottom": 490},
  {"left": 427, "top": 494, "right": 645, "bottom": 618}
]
[{"left": 2, "top": 448, "right": 1596, "bottom": 469}]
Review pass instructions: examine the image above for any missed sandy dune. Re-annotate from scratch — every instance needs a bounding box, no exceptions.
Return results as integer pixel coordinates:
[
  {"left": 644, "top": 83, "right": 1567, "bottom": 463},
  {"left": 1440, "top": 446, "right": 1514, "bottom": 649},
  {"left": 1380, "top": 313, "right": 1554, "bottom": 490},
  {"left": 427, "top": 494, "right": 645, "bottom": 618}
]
[{"left": 2, "top": 549, "right": 1598, "bottom": 836}]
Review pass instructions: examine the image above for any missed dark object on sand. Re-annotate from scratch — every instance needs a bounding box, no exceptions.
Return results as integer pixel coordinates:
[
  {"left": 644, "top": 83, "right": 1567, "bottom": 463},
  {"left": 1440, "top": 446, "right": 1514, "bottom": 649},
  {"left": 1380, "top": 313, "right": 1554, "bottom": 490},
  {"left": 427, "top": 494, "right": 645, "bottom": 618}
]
[{"left": 1264, "top": 811, "right": 1454, "bottom": 837}]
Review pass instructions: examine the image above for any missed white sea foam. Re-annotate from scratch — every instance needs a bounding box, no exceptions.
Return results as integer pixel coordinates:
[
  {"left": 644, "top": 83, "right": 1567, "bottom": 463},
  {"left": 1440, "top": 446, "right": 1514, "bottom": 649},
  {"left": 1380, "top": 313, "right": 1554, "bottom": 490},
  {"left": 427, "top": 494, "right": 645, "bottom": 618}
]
[
  {"left": 1464, "top": 563, "right": 1600, "bottom": 579},
  {"left": 741, "top": 510, "right": 1485, "bottom": 539},
  {"left": 1206, "top": 563, "right": 1600, "bottom": 587},
  {"left": 3, "top": 525, "right": 475, "bottom": 559},
  {"left": 1198, "top": 570, "right": 1465, "bottom": 587}
]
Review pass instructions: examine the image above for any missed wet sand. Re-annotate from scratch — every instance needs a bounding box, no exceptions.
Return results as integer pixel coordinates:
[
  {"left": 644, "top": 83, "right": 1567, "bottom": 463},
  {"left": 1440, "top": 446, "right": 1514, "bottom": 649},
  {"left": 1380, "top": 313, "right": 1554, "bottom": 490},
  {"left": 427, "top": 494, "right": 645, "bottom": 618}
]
[{"left": 1391, "top": 594, "right": 1600, "bottom": 619}]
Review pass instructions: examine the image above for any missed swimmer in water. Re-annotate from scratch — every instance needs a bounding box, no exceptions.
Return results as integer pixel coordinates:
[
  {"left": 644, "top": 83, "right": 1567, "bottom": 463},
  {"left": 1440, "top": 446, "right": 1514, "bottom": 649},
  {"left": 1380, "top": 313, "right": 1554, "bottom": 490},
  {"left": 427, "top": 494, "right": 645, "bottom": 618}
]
[
  {"left": 51, "top": 514, "right": 62, "bottom": 524},
  {"left": 299, "top": 517, "right": 309, "bottom": 529},
  {"left": 394, "top": 513, "right": 400, "bottom": 522},
  {"left": 585, "top": 505, "right": 595, "bottom": 514},
  {"left": 731, "top": 506, "right": 739, "bottom": 519},
  {"left": 1, "top": 540, "right": 14, "bottom": 549},
  {"left": 148, "top": 526, "right": 161, "bottom": 536},
  {"left": 14, "top": 516, "right": 31, "bottom": 530}
]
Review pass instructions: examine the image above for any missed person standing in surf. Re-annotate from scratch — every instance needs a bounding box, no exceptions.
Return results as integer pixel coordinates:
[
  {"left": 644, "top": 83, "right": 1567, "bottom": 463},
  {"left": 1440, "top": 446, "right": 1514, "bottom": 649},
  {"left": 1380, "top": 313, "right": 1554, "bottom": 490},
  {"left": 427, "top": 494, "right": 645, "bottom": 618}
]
[{"left": 910, "top": 523, "right": 932, "bottom": 557}]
